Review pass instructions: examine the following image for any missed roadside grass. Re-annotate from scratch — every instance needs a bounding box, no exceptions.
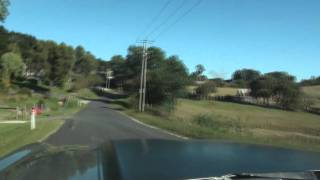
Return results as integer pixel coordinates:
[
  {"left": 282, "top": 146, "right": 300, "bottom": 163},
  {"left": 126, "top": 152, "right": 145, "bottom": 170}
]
[
  {"left": 0, "top": 87, "right": 95, "bottom": 157},
  {"left": 122, "top": 98, "right": 320, "bottom": 152},
  {"left": 75, "top": 88, "right": 99, "bottom": 99},
  {"left": 105, "top": 86, "right": 320, "bottom": 152},
  {"left": 174, "top": 99, "right": 320, "bottom": 135},
  {"left": 302, "top": 85, "right": 320, "bottom": 108},
  {"left": 0, "top": 120, "right": 63, "bottom": 157},
  {"left": 0, "top": 88, "right": 95, "bottom": 121}
]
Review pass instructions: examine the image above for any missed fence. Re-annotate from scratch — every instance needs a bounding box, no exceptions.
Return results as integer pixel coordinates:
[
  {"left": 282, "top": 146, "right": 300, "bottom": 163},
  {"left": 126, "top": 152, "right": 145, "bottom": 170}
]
[{"left": 0, "top": 105, "right": 32, "bottom": 121}]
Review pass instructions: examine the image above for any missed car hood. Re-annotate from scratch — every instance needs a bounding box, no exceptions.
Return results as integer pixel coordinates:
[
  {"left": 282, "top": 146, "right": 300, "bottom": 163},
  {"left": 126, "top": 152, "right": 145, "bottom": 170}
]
[{"left": 1, "top": 139, "right": 320, "bottom": 180}]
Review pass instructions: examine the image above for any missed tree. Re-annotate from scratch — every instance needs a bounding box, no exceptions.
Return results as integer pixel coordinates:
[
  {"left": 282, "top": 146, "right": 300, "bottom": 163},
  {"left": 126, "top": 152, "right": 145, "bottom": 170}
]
[
  {"left": 0, "top": 26, "right": 9, "bottom": 55},
  {"left": 250, "top": 71, "right": 301, "bottom": 110},
  {"left": 73, "top": 46, "right": 97, "bottom": 75},
  {"left": 47, "top": 42, "right": 75, "bottom": 87},
  {"left": 107, "top": 55, "right": 126, "bottom": 88},
  {"left": 300, "top": 76, "right": 320, "bottom": 86},
  {"left": 117, "top": 46, "right": 189, "bottom": 107},
  {"left": 250, "top": 76, "right": 274, "bottom": 104},
  {"left": 232, "top": 69, "right": 261, "bottom": 87},
  {"left": 0, "top": 26, "right": 107, "bottom": 88},
  {"left": 272, "top": 78, "right": 301, "bottom": 110},
  {"left": 146, "top": 55, "right": 189, "bottom": 105},
  {"left": 196, "top": 81, "right": 217, "bottom": 99},
  {"left": 70, "top": 74, "right": 103, "bottom": 91},
  {"left": 0, "top": 0, "right": 9, "bottom": 22},
  {"left": 0, "top": 52, "right": 24, "bottom": 87},
  {"left": 190, "top": 64, "right": 207, "bottom": 81},
  {"left": 195, "top": 64, "right": 205, "bottom": 76}
]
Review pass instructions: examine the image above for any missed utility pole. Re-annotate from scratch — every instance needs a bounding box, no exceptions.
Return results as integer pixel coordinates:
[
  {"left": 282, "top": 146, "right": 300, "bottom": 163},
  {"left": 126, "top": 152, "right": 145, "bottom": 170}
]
[
  {"left": 99, "top": 69, "right": 113, "bottom": 89},
  {"left": 106, "top": 69, "right": 113, "bottom": 89},
  {"left": 138, "top": 40, "right": 153, "bottom": 112}
]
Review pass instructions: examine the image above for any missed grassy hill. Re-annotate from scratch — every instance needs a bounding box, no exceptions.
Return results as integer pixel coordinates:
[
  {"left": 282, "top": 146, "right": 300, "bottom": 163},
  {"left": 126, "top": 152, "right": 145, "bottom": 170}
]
[
  {"left": 211, "top": 87, "right": 237, "bottom": 96},
  {"left": 302, "top": 85, "right": 320, "bottom": 108},
  {"left": 125, "top": 98, "right": 320, "bottom": 152}
]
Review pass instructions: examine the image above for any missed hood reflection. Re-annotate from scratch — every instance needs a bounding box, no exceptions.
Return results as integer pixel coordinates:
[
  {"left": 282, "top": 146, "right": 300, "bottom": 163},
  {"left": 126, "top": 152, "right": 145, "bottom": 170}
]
[{"left": 1, "top": 140, "right": 320, "bottom": 180}]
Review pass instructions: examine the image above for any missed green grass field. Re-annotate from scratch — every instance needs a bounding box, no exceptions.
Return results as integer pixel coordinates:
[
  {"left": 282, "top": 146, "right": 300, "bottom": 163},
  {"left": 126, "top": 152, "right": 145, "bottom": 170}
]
[
  {"left": 211, "top": 87, "right": 237, "bottom": 96},
  {"left": 125, "top": 99, "right": 320, "bottom": 152},
  {"left": 0, "top": 120, "right": 63, "bottom": 157},
  {"left": 302, "top": 85, "right": 320, "bottom": 108},
  {"left": 122, "top": 85, "right": 320, "bottom": 151}
]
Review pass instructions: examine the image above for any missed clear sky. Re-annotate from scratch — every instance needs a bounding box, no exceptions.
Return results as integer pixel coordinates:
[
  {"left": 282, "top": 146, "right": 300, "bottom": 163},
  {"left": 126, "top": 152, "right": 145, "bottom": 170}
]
[{"left": 2, "top": 0, "right": 319, "bottom": 80}]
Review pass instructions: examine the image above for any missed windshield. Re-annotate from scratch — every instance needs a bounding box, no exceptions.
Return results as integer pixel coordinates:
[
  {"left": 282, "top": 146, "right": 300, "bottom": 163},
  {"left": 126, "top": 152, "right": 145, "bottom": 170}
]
[{"left": 0, "top": 0, "right": 320, "bottom": 179}]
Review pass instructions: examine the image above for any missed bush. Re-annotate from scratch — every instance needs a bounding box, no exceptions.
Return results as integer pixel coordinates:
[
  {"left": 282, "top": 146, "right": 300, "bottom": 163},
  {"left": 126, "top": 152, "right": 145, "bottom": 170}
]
[
  {"left": 192, "top": 114, "right": 218, "bottom": 128},
  {"left": 250, "top": 72, "right": 302, "bottom": 110},
  {"left": 47, "top": 98, "right": 60, "bottom": 111},
  {"left": 147, "top": 100, "right": 176, "bottom": 117},
  {"left": 70, "top": 75, "right": 103, "bottom": 91},
  {"left": 196, "top": 81, "right": 217, "bottom": 99},
  {"left": 18, "top": 88, "right": 32, "bottom": 97},
  {"left": 64, "top": 97, "right": 79, "bottom": 108},
  {"left": 28, "top": 79, "right": 38, "bottom": 86},
  {"left": 37, "top": 99, "right": 45, "bottom": 108}
]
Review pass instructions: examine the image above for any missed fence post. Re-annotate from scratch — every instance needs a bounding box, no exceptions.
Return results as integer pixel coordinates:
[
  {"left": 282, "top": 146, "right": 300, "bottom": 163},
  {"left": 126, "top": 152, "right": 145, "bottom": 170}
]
[
  {"left": 16, "top": 106, "right": 18, "bottom": 121},
  {"left": 31, "top": 107, "right": 36, "bottom": 130}
]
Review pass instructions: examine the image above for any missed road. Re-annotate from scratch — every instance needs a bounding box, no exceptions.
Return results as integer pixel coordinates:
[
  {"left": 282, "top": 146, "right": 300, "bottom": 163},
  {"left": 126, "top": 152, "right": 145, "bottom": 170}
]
[{"left": 45, "top": 99, "right": 179, "bottom": 146}]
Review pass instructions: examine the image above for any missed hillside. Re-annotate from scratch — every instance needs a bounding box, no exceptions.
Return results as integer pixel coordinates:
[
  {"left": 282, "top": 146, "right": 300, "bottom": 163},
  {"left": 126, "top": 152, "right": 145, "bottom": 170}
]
[
  {"left": 125, "top": 98, "right": 320, "bottom": 152},
  {"left": 302, "top": 85, "right": 320, "bottom": 108}
]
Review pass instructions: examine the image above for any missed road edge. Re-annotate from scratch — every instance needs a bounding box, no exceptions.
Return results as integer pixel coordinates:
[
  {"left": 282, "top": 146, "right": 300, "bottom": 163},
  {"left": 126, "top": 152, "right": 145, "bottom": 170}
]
[
  {"left": 117, "top": 111, "right": 189, "bottom": 140},
  {"left": 38, "top": 120, "right": 65, "bottom": 142}
]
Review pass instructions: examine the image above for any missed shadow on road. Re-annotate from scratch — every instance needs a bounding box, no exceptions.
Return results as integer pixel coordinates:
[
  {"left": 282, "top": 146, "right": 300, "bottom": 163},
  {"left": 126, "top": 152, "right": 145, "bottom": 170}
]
[
  {"left": 78, "top": 89, "right": 131, "bottom": 111},
  {"left": 91, "top": 88, "right": 128, "bottom": 99}
]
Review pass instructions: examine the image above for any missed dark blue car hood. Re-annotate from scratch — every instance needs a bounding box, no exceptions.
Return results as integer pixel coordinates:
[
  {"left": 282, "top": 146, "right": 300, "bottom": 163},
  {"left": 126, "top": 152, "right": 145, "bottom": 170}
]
[{"left": 1, "top": 140, "right": 320, "bottom": 180}]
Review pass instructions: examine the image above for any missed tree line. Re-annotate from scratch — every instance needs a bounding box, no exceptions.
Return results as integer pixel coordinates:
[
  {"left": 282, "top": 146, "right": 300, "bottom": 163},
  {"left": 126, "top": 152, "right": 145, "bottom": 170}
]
[
  {"left": 0, "top": 26, "right": 192, "bottom": 108},
  {"left": 0, "top": 26, "right": 105, "bottom": 89},
  {"left": 231, "top": 69, "right": 312, "bottom": 110},
  {"left": 103, "top": 46, "right": 191, "bottom": 107},
  {"left": 300, "top": 76, "right": 320, "bottom": 86}
]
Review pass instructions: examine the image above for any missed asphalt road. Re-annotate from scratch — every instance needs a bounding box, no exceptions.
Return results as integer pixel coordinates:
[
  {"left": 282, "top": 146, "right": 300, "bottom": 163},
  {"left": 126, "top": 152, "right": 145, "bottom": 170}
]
[{"left": 45, "top": 99, "right": 179, "bottom": 146}]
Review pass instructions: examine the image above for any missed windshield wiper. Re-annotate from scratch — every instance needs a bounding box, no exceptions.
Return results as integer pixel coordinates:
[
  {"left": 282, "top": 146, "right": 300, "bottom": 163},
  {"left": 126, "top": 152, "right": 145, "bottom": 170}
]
[{"left": 186, "top": 170, "right": 320, "bottom": 180}]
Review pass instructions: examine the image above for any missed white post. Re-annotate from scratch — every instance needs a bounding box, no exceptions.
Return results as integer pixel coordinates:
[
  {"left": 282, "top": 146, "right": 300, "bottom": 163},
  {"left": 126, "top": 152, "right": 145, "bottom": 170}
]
[{"left": 31, "top": 108, "right": 36, "bottom": 130}]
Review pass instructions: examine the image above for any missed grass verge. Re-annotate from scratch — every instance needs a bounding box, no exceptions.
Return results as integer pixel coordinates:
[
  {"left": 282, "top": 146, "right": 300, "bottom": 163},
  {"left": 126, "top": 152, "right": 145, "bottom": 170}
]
[
  {"left": 302, "top": 85, "right": 320, "bottom": 108},
  {"left": 0, "top": 88, "right": 94, "bottom": 157},
  {"left": 0, "top": 120, "right": 63, "bottom": 157}
]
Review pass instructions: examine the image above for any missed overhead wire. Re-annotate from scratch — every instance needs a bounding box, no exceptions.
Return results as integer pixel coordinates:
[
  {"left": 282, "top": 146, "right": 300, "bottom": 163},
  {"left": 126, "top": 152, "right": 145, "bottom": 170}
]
[
  {"left": 136, "top": 0, "right": 172, "bottom": 42},
  {"left": 153, "top": 0, "right": 203, "bottom": 40},
  {"left": 144, "top": 0, "right": 188, "bottom": 40}
]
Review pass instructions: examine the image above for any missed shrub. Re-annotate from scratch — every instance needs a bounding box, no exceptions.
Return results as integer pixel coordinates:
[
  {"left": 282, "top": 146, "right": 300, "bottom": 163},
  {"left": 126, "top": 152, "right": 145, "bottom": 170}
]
[
  {"left": 147, "top": 100, "right": 176, "bottom": 117},
  {"left": 37, "top": 99, "right": 45, "bottom": 108},
  {"left": 196, "top": 81, "right": 217, "bottom": 99},
  {"left": 18, "top": 88, "right": 32, "bottom": 97},
  {"left": 64, "top": 97, "right": 79, "bottom": 108},
  {"left": 192, "top": 114, "right": 218, "bottom": 128},
  {"left": 70, "top": 75, "right": 103, "bottom": 91}
]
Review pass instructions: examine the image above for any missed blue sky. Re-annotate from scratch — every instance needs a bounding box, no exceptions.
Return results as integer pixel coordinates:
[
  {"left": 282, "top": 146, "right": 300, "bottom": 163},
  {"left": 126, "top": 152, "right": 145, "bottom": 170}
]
[{"left": 2, "top": 0, "right": 319, "bottom": 80}]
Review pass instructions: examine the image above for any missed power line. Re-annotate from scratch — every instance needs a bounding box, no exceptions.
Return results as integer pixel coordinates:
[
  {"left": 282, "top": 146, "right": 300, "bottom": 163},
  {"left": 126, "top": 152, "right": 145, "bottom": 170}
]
[
  {"left": 144, "top": 0, "right": 188, "bottom": 40},
  {"left": 153, "top": 0, "right": 203, "bottom": 40},
  {"left": 136, "top": 0, "right": 172, "bottom": 42}
]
